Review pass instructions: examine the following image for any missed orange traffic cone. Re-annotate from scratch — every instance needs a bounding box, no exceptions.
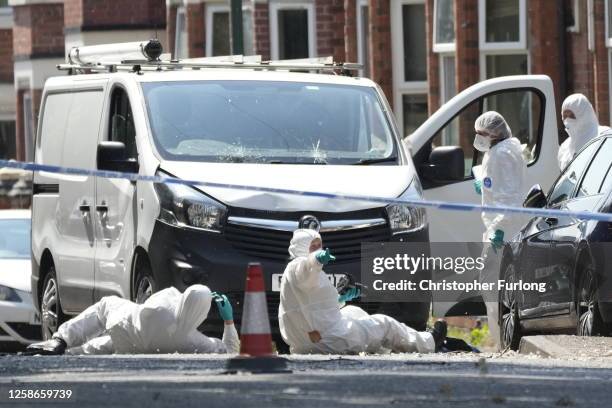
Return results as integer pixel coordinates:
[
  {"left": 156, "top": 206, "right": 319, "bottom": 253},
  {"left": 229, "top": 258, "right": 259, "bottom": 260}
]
[
  {"left": 240, "top": 262, "right": 274, "bottom": 356},
  {"left": 226, "top": 262, "right": 289, "bottom": 373}
]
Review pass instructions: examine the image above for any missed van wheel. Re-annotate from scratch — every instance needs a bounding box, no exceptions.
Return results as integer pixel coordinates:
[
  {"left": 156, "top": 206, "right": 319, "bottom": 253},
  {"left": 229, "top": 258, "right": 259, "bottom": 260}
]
[
  {"left": 134, "top": 264, "right": 156, "bottom": 304},
  {"left": 576, "top": 263, "right": 609, "bottom": 336},
  {"left": 499, "top": 264, "right": 522, "bottom": 350},
  {"left": 40, "top": 267, "right": 66, "bottom": 340}
]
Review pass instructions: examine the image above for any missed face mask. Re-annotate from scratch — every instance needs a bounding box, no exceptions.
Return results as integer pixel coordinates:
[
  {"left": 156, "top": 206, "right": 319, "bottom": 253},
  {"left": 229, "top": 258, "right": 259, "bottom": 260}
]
[
  {"left": 473, "top": 134, "right": 491, "bottom": 152},
  {"left": 563, "top": 118, "right": 576, "bottom": 137}
]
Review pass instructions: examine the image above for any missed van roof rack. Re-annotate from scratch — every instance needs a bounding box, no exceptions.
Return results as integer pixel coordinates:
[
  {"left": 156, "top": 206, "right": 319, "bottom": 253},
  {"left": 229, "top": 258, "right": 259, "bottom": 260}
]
[{"left": 58, "top": 39, "right": 362, "bottom": 75}]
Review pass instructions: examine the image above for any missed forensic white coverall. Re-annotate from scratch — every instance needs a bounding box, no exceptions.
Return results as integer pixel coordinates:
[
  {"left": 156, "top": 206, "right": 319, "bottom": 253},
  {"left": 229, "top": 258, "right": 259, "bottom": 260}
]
[
  {"left": 54, "top": 284, "right": 240, "bottom": 355},
  {"left": 278, "top": 229, "right": 435, "bottom": 355},
  {"left": 559, "top": 93, "right": 611, "bottom": 170},
  {"left": 476, "top": 113, "right": 527, "bottom": 349}
]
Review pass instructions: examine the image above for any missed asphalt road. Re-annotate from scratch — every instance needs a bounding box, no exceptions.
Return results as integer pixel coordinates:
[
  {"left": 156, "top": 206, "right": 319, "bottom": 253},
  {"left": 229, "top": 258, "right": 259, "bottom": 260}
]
[{"left": 1, "top": 352, "right": 611, "bottom": 407}]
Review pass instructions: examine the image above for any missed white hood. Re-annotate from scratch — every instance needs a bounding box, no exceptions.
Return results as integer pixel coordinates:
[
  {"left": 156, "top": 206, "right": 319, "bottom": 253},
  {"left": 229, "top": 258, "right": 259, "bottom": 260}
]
[
  {"left": 160, "top": 162, "right": 415, "bottom": 212},
  {"left": 0, "top": 259, "right": 32, "bottom": 292}
]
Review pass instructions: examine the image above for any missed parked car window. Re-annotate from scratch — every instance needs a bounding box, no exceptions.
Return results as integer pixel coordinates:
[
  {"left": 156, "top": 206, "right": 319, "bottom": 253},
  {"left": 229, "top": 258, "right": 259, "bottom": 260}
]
[
  {"left": 0, "top": 218, "right": 30, "bottom": 259},
  {"left": 548, "top": 140, "right": 601, "bottom": 206},
  {"left": 576, "top": 139, "right": 612, "bottom": 198},
  {"left": 142, "top": 81, "right": 397, "bottom": 165},
  {"left": 109, "top": 88, "right": 137, "bottom": 160}
]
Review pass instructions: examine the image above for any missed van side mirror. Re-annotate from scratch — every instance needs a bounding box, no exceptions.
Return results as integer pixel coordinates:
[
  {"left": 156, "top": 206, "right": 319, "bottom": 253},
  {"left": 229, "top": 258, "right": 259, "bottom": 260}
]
[
  {"left": 419, "top": 146, "right": 465, "bottom": 184},
  {"left": 97, "top": 141, "right": 139, "bottom": 174},
  {"left": 523, "top": 184, "right": 547, "bottom": 208}
]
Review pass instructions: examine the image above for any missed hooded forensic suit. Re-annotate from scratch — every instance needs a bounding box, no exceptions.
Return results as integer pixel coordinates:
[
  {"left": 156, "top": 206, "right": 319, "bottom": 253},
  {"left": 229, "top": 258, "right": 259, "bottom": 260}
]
[
  {"left": 278, "top": 229, "right": 435, "bottom": 354},
  {"left": 559, "top": 94, "right": 611, "bottom": 170},
  {"left": 53, "top": 285, "right": 240, "bottom": 355},
  {"left": 474, "top": 112, "right": 527, "bottom": 349}
]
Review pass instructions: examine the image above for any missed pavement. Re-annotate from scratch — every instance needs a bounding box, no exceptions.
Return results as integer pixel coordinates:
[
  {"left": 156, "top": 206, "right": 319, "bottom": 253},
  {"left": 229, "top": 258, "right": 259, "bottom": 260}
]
[
  {"left": 519, "top": 335, "right": 612, "bottom": 359},
  {"left": 1, "top": 350, "right": 612, "bottom": 407}
]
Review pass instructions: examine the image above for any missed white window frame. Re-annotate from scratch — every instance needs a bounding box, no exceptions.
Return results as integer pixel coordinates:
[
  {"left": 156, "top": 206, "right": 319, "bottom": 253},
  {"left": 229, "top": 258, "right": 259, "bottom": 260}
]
[
  {"left": 205, "top": 3, "right": 231, "bottom": 57},
  {"left": 478, "top": 0, "right": 527, "bottom": 51},
  {"left": 356, "top": 0, "right": 369, "bottom": 76},
  {"left": 174, "top": 6, "right": 187, "bottom": 59},
  {"left": 433, "top": 0, "right": 456, "bottom": 53},
  {"left": 567, "top": 0, "right": 580, "bottom": 33},
  {"left": 269, "top": 0, "right": 316, "bottom": 60},
  {"left": 605, "top": 0, "right": 612, "bottom": 47},
  {"left": 439, "top": 53, "right": 456, "bottom": 104},
  {"left": 609, "top": 50, "right": 612, "bottom": 121},
  {"left": 391, "top": 0, "right": 428, "bottom": 134},
  {"left": 588, "top": 0, "right": 595, "bottom": 51}
]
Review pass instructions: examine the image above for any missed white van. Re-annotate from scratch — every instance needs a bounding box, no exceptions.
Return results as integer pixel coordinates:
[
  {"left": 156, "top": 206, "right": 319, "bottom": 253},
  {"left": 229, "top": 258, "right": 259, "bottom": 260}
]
[{"left": 31, "top": 41, "right": 560, "bottom": 341}]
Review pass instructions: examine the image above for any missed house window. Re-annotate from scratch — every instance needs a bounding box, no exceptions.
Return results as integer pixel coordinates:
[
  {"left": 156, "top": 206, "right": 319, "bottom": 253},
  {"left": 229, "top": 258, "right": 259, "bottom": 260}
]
[
  {"left": 269, "top": 1, "right": 316, "bottom": 60},
  {"left": 479, "top": 0, "right": 526, "bottom": 50},
  {"left": 0, "top": 121, "right": 16, "bottom": 159},
  {"left": 402, "top": 94, "right": 429, "bottom": 137},
  {"left": 433, "top": 0, "right": 455, "bottom": 52},
  {"left": 392, "top": 0, "right": 428, "bottom": 137},
  {"left": 567, "top": 0, "right": 580, "bottom": 33},
  {"left": 174, "top": 6, "right": 188, "bottom": 59},
  {"left": 356, "top": 0, "right": 370, "bottom": 77},
  {"left": 206, "top": 5, "right": 231, "bottom": 56}
]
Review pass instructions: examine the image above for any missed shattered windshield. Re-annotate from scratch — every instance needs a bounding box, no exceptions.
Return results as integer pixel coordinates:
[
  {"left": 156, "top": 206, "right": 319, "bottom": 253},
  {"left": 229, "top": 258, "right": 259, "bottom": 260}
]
[{"left": 142, "top": 80, "right": 397, "bottom": 164}]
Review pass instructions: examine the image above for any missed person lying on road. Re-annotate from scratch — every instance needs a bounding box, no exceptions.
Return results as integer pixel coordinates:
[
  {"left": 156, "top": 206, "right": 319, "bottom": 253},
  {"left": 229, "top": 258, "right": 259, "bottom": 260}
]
[
  {"left": 26, "top": 285, "right": 239, "bottom": 355},
  {"left": 278, "top": 228, "right": 445, "bottom": 355}
]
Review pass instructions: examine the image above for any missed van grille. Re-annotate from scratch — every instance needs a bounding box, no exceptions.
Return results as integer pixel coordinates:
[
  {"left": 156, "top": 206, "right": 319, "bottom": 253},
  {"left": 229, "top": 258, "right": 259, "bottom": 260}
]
[{"left": 224, "top": 220, "right": 391, "bottom": 263}]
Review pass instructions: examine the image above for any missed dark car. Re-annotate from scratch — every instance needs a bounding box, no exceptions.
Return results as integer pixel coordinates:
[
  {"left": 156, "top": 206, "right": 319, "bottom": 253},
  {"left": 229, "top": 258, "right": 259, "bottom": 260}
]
[{"left": 499, "top": 134, "right": 612, "bottom": 349}]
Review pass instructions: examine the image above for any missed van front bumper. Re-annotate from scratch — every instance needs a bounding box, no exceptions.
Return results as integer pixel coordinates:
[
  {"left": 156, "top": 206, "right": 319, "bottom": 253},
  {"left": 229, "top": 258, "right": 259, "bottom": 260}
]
[{"left": 147, "top": 220, "right": 431, "bottom": 335}]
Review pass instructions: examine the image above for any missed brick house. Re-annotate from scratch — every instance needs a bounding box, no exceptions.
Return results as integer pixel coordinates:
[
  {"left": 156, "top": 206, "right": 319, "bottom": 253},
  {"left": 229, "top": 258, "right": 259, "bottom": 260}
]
[{"left": 1, "top": 0, "right": 612, "bottom": 165}]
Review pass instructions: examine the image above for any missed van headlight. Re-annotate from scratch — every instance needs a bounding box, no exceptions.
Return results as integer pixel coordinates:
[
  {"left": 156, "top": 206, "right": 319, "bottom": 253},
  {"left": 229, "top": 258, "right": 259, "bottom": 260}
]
[
  {"left": 386, "top": 178, "right": 427, "bottom": 234},
  {"left": 154, "top": 174, "right": 227, "bottom": 232}
]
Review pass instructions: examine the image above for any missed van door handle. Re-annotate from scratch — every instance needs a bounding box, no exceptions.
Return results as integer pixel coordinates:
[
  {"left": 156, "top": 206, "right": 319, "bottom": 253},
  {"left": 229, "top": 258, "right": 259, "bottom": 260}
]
[
  {"left": 79, "top": 204, "right": 90, "bottom": 212},
  {"left": 96, "top": 205, "right": 109, "bottom": 213}
]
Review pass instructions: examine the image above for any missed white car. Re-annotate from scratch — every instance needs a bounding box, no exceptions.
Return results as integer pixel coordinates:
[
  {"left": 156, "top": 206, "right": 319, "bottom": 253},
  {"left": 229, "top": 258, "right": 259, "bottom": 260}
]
[{"left": 0, "top": 209, "right": 40, "bottom": 350}]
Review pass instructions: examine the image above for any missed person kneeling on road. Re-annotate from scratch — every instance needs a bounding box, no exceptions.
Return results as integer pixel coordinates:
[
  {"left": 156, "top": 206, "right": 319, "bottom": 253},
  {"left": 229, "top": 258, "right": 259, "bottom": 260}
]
[
  {"left": 26, "top": 285, "right": 239, "bottom": 355},
  {"left": 278, "top": 228, "right": 445, "bottom": 355}
]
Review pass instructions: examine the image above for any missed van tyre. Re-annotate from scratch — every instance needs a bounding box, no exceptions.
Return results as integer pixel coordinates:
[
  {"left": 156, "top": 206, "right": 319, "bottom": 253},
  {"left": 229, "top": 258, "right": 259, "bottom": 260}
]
[
  {"left": 134, "top": 263, "right": 156, "bottom": 304},
  {"left": 499, "top": 264, "right": 522, "bottom": 350},
  {"left": 576, "top": 262, "right": 610, "bottom": 336},
  {"left": 40, "top": 267, "right": 67, "bottom": 340}
]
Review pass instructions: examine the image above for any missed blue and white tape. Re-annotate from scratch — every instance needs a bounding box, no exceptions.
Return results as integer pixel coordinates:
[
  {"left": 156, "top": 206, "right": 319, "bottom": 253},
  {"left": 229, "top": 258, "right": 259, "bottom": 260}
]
[{"left": 2, "top": 158, "right": 612, "bottom": 223}]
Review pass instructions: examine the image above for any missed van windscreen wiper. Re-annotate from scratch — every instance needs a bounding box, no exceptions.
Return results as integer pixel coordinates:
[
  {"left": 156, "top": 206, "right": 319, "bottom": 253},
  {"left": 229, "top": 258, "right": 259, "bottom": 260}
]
[
  {"left": 352, "top": 156, "right": 398, "bottom": 165},
  {"left": 268, "top": 160, "right": 327, "bottom": 165}
]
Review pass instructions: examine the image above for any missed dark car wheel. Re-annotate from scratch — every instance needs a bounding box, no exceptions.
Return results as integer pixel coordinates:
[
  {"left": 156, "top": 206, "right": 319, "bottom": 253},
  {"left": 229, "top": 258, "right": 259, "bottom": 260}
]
[
  {"left": 134, "top": 263, "right": 156, "bottom": 304},
  {"left": 40, "top": 267, "right": 66, "bottom": 340},
  {"left": 576, "top": 263, "right": 608, "bottom": 336},
  {"left": 499, "top": 264, "right": 522, "bottom": 350}
]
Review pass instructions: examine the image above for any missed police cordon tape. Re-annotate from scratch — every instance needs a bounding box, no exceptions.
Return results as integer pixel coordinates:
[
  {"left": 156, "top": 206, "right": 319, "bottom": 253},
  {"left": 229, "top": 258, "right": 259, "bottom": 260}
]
[{"left": 2, "top": 158, "right": 612, "bottom": 223}]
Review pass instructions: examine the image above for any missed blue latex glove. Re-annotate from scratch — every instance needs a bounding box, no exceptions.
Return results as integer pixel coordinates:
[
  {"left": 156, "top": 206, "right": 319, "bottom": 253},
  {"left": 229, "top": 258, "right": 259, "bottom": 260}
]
[
  {"left": 213, "top": 293, "right": 233, "bottom": 321},
  {"left": 338, "top": 287, "right": 361, "bottom": 303},
  {"left": 474, "top": 179, "right": 482, "bottom": 195},
  {"left": 315, "top": 248, "right": 336, "bottom": 265},
  {"left": 490, "top": 229, "right": 505, "bottom": 253}
]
